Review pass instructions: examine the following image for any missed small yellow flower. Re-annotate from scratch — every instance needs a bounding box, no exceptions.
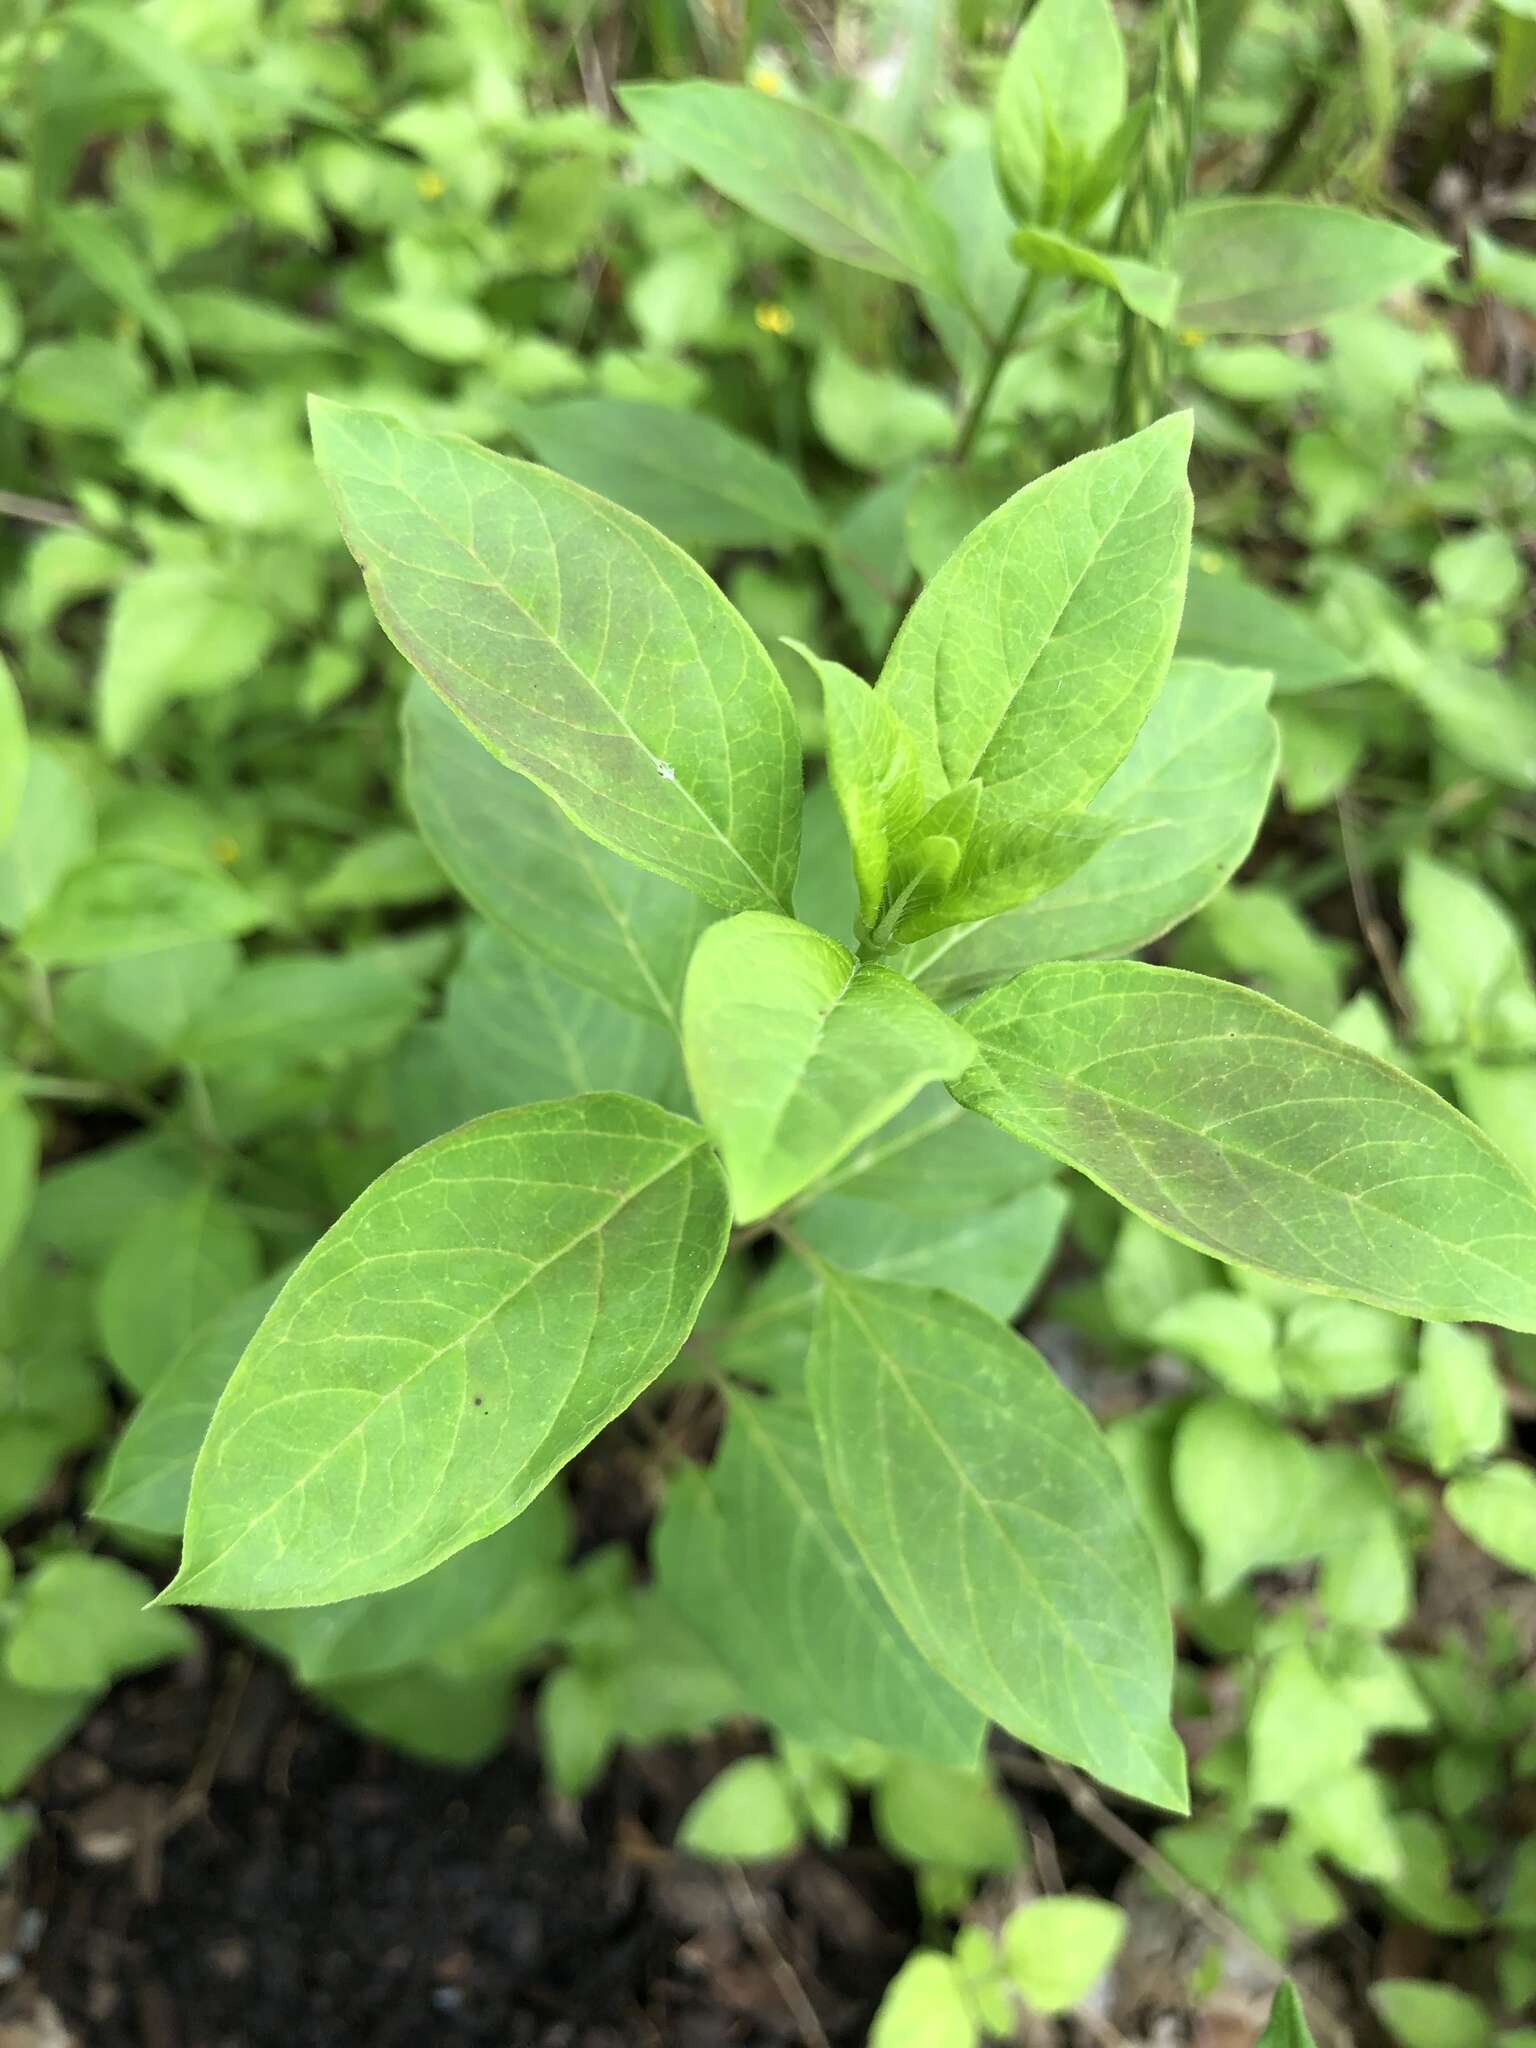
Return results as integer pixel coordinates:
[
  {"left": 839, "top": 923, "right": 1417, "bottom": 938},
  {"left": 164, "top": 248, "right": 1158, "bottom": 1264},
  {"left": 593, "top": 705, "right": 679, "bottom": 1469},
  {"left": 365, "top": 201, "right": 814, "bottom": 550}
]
[
  {"left": 1197, "top": 549, "right": 1226, "bottom": 575},
  {"left": 748, "top": 66, "right": 781, "bottom": 94},
  {"left": 416, "top": 168, "right": 446, "bottom": 200},
  {"left": 755, "top": 301, "right": 793, "bottom": 336},
  {"left": 1179, "top": 327, "right": 1205, "bottom": 347},
  {"left": 210, "top": 835, "right": 241, "bottom": 865}
]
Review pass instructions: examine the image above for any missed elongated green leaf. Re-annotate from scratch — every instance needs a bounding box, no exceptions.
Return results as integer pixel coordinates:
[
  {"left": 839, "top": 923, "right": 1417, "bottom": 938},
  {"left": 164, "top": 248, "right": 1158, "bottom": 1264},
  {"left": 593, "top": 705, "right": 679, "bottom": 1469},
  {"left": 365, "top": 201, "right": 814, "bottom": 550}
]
[
  {"left": 95, "top": 1186, "right": 263, "bottom": 1395},
  {"left": 311, "top": 400, "right": 801, "bottom": 916},
  {"left": 808, "top": 1273, "right": 1185, "bottom": 1808},
  {"left": 52, "top": 205, "right": 187, "bottom": 367},
  {"left": 1171, "top": 201, "right": 1451, "bottom": 334},
  {"left": 909, "top": 661, "right": 1278, "bottom": 1001},
  {"left": 0, "top": 1101, "right": 39, "bottom": 1272},
  {"left": 1012, "top": 226, "right": 1177, "bottom": 324},
  {"left": 510, "top": 398, "right": 824, "bottom": 552},
  {"left": 20, "top": 853, "right": 267, "bottom": 967},
  {"left": 168, "top": 1095, "right": 731, "bottom": 1608},
  {"left": 1178, "top": 559, "right": 1362, "bottom": 693},
  {"left": 404, "top": 682, "right": 711, "bottom": 1027},
  {"left": 876, "top": 417, "right": 1191, "bottom": 941},
  {"left": 954, "top": 962, "right": 1536, "bottom": 1329},
  {"left": 682, "top": 912, "right": 973, "bottom": 1221},
  {"left": 1258, "top": 1982, "right": 1320, "bottom": 2048},
  {"left": 0, "top": 746, "right": 96, "bottom": 934},
  {"left": 792, "top": 643, "right": 927, "bottom": 933},
  {"left": 656, "top": 1391, "right": 984, "bottom": 1765},
  {"left": 617, "top": 81, "right": 960, "bottom": 296},
  {"left": 992, "top": 0, "right": 1126, "bottom": 225}
]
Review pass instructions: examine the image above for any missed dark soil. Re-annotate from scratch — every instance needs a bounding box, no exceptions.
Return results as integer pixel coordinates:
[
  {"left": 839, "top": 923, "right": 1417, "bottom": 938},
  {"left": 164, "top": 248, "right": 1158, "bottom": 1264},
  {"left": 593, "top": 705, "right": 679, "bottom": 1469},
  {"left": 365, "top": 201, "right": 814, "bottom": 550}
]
[{"left": 11, "top": 1639, "right": 925, "bottom": 2048}]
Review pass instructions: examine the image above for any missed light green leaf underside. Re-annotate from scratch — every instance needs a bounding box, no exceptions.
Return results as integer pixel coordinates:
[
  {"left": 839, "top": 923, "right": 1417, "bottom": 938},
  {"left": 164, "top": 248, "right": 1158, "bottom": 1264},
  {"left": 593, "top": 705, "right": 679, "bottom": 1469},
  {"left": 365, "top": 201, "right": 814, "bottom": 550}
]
[
  {"left": 808, "top": 1274, "right": 1185, "bottom": 1809},
  {"left": 510, "top": 397, "right": 825, "bottom": 552},
  {"left": 1171, "top": 200, "right": 1452, "bottom": 334},
  {"left": 404, "top": 681, "right": 712, "bottom": 1027},
  {"left": 909, "top": 659, "right": 1278, "bottom": 1001},
  {"left": 617, "top": 80, "right": 960, "bottom": 297},
  {"left": 169, "top": 1094, "right": 731, "bottom": 1609},
  {"left": 1011, "top": 226, "right": 1177, "bottom": 324},
  {"left": 655, "top": 1391, "right": 984, "bottom": 1765},
  {"left": 954, "top": 962, "right": 1536, "bottom": 1330},
  {"left": 311, "top": 399, "right": 801, "bottom": 917},
  {"left": 877, "top": 414, "right": 1192, "bottom": 813},
  {"left": 682, "top": 912, "right": 974, "bottom": 1221}
]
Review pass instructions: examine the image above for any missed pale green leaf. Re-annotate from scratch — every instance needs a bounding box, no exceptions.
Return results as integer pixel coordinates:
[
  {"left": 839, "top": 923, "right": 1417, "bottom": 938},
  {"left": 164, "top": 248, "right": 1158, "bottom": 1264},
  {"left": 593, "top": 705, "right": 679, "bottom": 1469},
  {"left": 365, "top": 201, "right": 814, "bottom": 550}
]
[
  {"left": 511, "top": 397, "right": 824, "bottom": 551},
  {"left": 870, "top": 1952, "right": 978, "bottom": 2048},
  {"left": 1248, "top": 1645, "right": 1369, "bottom": 1810},
  {"left": 1011, "top": 226, "right": 1177, "bottom": 324},
  {"left": 1172, "top": 1397, "right": 1326, "bottom": 1596},
  {"left": 953, "top": 962, "right": 1536, "bottom": 1329},
  {"left": 20, "top": 852, "right": 267, "bottom": 967},
  {"left": 0, "top": 1101, "right": 40, "bottom": 1272},
  {"left": 6, "top": 1555, "right": 193, "bottom": 1693},
  {"left": 991, "top": 0, "right": 1126, "bottom": 225},
  {"left": 617, "top": 81, "right": 960, "bottom": 297},
  {"left": 1171, "top": 201, "right": 1452, "bottom": 334},
  {"left": 792, "top": 643, "right": 927, "bottom": 933},
  {"left": 0, "top": 1676, "right": 94, "bottom": 1797},
  {"left": 96, "top": 1185, "right": 263, "bottom": 1396},
  {"left": 1372, "top": 1981, "right": 1493, "bottom": 2048},
  {"left": 808, "top": 1273, "right": 1186, "bottom": 1808},
  {"left": 1178, "top": 559, "right": 1361, "bottom": 693},
  {"left": 682, "top": 912, "right": 973, "bottom": 1221},
  {"left": 1402, "top": 854, "right": 1536, "bottom": 1059},
  {"left": 168, "top": 1095, "right": 730, "bottom": 1608},
  {"left": 1001, "top": 1896, "right": 1126, "bottom": 2015},
  {"left": 872, "top": 1758, "right": 1024, "bottom": 1872},
  {"left": 811, "top": 1085, "right": 1054, "bottom": 1211},
  {"left": 810, "top": 348, "right": 955, "bottom": 474},
  {"left": 97, "top": 561, "right": 281, "bottom": 756},
  {"left": 323, "top": 1667, "right": 512, "bottom": 1768},
  {"left": 1397, "top": 1323, "right": 1507, "bottom": 1478},
  {"left": 311, "top": 400, "right": 801, "bottom": 917},
  {"left": 0, "top": 745, "right": 96, "bottom": 935},
  {"left": 875, "top": 417, "right": 1191, "bottom": 934},
  {"left": 1445, "top": 1460, "right": 1536, "bottom": 1576},
  {"left": 182, "top": 944, "right": 429, "bottom": 1075},
  {"left": 655, "top": 1391, "right": 984, "bottom": 1764},
  {"left": 54, "top": 938, "right": 240, "bottom": 1084},
  {"left": 0, "top": 655, "right": 25, "bottom": 844},
  {"left": 404, "top": 682, "right": 711, "bottom": 1027},
  {"left": 52, "top": 204, "right": 186, "bottom": 365},
  {"left": 65, "top": 2, "right": 243, "bottom": 187},
  {"left": 1455, "top": 1062, "right": 1536, "bottom": 1192},
  {"left": 908, "top": 660, "right": 1277, "bottom": 1001},
  {"left": 306, "top": 830, "right": 446, "bottom": 914},
  {"left": 1257, "top": 1983, "right": 1321, "bottom": 2048},
  {"left": 677, "top": 1756, "right": 802, "bottom": 1861}
]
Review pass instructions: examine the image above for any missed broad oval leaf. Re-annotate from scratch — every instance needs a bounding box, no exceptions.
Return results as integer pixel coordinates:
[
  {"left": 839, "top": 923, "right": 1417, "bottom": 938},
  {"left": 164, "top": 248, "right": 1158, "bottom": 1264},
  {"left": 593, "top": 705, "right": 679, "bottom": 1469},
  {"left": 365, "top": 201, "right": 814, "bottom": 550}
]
[
  {"left": 655, "top": 1391, "right": 984, "bottom": 1766},
  {"left": 954, "top": 962, "right": 1536, "bottom": 1330},
  {"left": 617, "top": 81, "right": 960, "bottom": 297},
  {"left": 1171, "top": 201, "right": 1451, "bottom": 335},
  {"left": 878, "top": 415, "right": 1192, "bottom": 816},
  {"left": 311, "top": 399, "right": 802, "bottom": 917},
  {"left": 404, "top": 681, "right": 712, "bottom": 1026},
  {"left": 168, "top": 1095, "right": 731, "bottom": 1608},
  {"left": 509, "top": 398, "right": 824, "bottom": 552},
  {"left": 807, "top": 1272, "right": 1186, "bottom": 1809},
  {"left": 909, "top": 660, "right": 1278, "bottom": 1001},
  {"left": 682, "top": 912, "right": 974, "bottom": 1221}
]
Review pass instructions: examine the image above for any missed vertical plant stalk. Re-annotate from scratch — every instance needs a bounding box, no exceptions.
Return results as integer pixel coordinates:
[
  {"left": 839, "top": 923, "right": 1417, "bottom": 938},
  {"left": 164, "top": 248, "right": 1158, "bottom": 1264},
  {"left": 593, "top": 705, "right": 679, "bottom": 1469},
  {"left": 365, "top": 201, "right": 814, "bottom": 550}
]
[{"left": 1113, "top": 0, "right": 1200, "bottom": 438}]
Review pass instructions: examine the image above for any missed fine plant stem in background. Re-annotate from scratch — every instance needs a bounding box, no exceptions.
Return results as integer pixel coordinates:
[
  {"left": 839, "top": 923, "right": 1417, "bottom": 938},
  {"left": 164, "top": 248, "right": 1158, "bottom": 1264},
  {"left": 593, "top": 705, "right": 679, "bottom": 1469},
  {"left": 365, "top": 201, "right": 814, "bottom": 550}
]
[{"left": 954, "top": 274, "right": 1040, "bottom": 462}]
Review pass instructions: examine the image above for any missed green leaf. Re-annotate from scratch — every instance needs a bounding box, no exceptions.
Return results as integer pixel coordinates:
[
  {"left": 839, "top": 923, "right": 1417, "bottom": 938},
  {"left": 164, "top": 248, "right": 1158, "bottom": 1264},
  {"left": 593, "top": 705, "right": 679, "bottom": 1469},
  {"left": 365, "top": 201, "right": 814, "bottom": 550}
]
[
  {"left": 168, "top": 1096, "right": 730, "bottom": 1608},
  {"left": 0, "top": 1675, "right": 94, "bottom": 1797},
  {"left": 810, "top": 348, "right": 955, "bottom": 474},
  {"left": 1171, "top": 201, "right": 1452, "bottom": 334},
  {"left": 1011, "top": 227, "right": 1177, "bottom": 324},
  {"left": 953, "top": 962, "right": 1536, "bottom": 1330},
  {"left": 908, "top": 660, "right": 1277, "bottom": 1001},
  {"left": 323, "top": 1667, "right": 513, "bottom": 1768},
  {"left": 0, "top": 745, "right": 95, "bottom": 935},
  {"left": 872, "top": 1757, "right": 1024, "bottom": 1872},
  {"left": 0, "top": 1100, "right": 40, "bottom": 1273},
  {"left": 1000, "top": 1896, "right": 1126, "bottom": 2015},
  {"left": 676, "top": 1756, "right": 802, "bottom": 1861},
  {"left": 808, "top": 1273, "right": 1186, "bottom": 1808},
  {"left": 991, "top": 0, "right": 1126, "bottom": 225},
  {"left": 1153, "top": 1290, "right": 1283, "bottom": 1403},
  {"left": 310, "top": 400, "right": 802, "bottom": 917},
  {"left": 655, "top": 1391, "right": 984, "bottom": 1765},
  {"left": 64, "top": 2, "right": 243, "bottom": 187},
  {"left": 1372, "top": 1981, "right": 1493, "bottom": 2048},
  {"left": 0, "top": 655, "right": 25, "bottom": 845},
  {"left": 792, "top": 644, "right": 927, "bottom": 933},
  {"left": 404, "top": 682, "right": 711, "bottom": 1027},
  {"left": 182, "top": 945, "right": 429, "bottom": 1075},
  {"left": 1257, "top": 1982, "right": 1320, "bottom": 2048},
  {"left": 875, "top": 417, "right": 1192, "bottom": 934},
  {"left": 1172, "top": 1398, "right": 1326, "bottom": 1596},
  {"left": 510, "top": 398, "right": 824, "bottom": 551},
  {"left": 51, "top": 204, "right": 187, "bottom": 366},
  {"left": 681, "top": 912, "right": 973, "bottom": 1221},
  {"left": 1248, "top": 1645, "right": 1370, "bottom": 1810},
  {"left": 1179, "top": 559, "right": 1361, "bottom": 693},
  {"left": 870, "top": 1952, "right": 978, "bottom": 2048},
  {"left": 92, "top": 1270, "right": 291, "bottom": 1539},
  {"left": 1445, "top": 1461, "right": 1536, "bottom": 1576},
  {"left": 54, "top": 938, "right": 239, "bottom": 1084},
  {"left": 813, "top": 1084, "right": 1053, "bottom": 1211},
  {"left": 1402, "top": 854, "right": 1536, "bottom": 1059},
  {"left": 6, "top": 1555, "right": 193, "bottom": 1693},
  {"left": 306, "top": 830, "right": 446, "bottom": 915},
  {"left": 617, "top": 81, "right": 960, "bottom": 297},
  {"left": 19, "top": 851, "right": 267, "bottom": 967},
  {"left": 1396, "top": 1323, "right": 1506, "bottom": 1477},
  {"left": 95, "top": 1186, "right": 263, "bottom": 1395}
]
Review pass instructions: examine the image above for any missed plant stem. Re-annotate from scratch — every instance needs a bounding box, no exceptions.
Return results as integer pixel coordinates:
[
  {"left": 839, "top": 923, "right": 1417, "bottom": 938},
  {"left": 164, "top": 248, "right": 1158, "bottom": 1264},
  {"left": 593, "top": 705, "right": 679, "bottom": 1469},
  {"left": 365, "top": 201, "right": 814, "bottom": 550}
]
[{"left": 953, "top": 275, "right": 1037, "bottom": 464}]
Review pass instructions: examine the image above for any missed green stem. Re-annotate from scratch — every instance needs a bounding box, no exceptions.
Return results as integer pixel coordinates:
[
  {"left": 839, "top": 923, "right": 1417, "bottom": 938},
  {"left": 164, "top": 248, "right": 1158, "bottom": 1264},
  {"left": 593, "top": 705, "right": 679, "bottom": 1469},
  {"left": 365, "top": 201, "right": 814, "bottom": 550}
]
[{"left": 953, "top": 275, "right": 1038, "bottom": 463}]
